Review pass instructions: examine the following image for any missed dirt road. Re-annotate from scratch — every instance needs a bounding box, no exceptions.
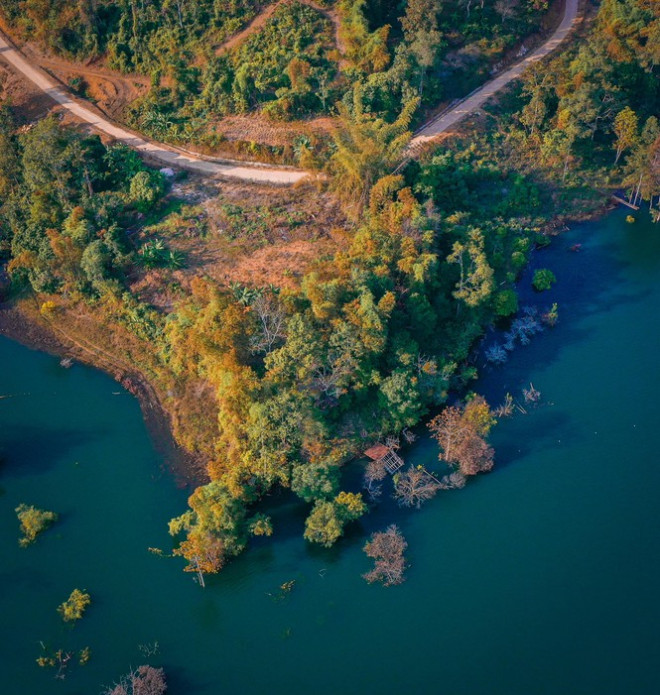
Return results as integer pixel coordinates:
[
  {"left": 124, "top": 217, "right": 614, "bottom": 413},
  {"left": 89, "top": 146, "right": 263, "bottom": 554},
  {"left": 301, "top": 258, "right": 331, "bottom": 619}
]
[
  {"left": 0, "top": 0, "right": 579, "bottom": 184},
  {"left": 410, "top": 0, "right": 580, "bottom": 148},
  {"left": 0, "top": 34, "right": 309, "bottom": 185}
]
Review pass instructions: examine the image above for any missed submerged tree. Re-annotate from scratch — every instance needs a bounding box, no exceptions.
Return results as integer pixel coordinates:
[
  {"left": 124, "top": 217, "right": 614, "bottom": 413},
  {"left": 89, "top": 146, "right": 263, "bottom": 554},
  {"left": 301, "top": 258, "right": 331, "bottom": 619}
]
[
  {"left": 105, "top": 665, "right": 167, "bottom": 695},
  {"left": 363, "top": 525, "right": 408, "bottom": 586},
  {"left": 303, "top": 491, "right": 367, "bottom": 547},
  {"left": 168, "top": 480, "right": 248, "bottom": 585},
  {"left": 15, "top": 503, "right": 58, "bottom": 547},
  {"left": 393, "top": 466, "right": 441, "bottom": 508},
  {"left": 58, "top": 589, "right": 91, "bottom": 622},
  {"left": 428, "top": 395, "right": 495, "bottom": 477}
]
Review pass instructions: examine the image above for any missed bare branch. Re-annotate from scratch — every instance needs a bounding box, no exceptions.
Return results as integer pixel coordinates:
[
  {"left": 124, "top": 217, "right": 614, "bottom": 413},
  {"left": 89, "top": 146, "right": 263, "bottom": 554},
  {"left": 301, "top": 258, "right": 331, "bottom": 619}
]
[{"left": 393, "top": 466, "right": 440, "bottom": 508}]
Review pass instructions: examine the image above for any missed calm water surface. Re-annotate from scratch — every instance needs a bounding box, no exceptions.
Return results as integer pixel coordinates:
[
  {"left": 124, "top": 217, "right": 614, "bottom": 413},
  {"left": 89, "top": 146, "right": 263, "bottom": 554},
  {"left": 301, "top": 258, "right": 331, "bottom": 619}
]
[{"left": 2, "top": 209, "right": 660, "bottom": 694}]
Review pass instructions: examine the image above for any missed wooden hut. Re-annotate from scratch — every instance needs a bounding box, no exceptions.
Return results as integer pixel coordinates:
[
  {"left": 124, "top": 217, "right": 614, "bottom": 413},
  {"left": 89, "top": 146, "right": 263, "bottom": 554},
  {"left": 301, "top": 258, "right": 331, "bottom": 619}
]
[{"left": 364, "top": 443, "right": 404, "bottom": 475}]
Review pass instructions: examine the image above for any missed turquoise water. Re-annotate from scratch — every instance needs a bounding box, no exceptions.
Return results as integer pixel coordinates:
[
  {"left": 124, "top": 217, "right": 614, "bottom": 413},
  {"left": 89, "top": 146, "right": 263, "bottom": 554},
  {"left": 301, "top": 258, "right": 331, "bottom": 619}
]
[{"left": 2, "top": 208, "right": 660, "bottom": 694}]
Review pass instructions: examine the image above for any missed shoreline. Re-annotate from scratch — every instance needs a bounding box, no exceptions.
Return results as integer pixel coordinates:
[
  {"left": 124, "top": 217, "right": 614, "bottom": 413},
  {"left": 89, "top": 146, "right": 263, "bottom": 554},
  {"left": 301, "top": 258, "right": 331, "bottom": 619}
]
[
  {"left": 0, "top": 301, "right": 205, "bottom": 488},
  {"left": 0, "top": 198, "right": 619, "bottom": 488}
]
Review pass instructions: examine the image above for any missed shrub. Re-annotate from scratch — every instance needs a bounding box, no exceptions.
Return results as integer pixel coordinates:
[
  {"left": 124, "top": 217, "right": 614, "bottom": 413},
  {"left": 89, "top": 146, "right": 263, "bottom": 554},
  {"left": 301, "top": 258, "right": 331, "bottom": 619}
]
[
  {"left": 15, "top": 504, "right": 58, "bottom": 547},
  {"left": 129, "top": 171, "right": 165, "bottom": 212},
  {"left": 58, "top": 589, "right": 91, "bottom": 622}
]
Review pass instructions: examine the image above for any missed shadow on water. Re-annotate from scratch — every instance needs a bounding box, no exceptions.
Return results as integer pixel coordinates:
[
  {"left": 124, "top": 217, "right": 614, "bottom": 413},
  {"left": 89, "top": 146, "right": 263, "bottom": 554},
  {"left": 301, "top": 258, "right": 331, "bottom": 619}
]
[
  {"left": 0, "top": 425, "right": 105, "bottom": 477},
  {"left": 477, "top": 212, "right": 644, "bottom": 401},
  {"left": 0, "top": 566, "right": 50, "bottom": 592},
  {"left": 167, "top": 665, "right": 207, "bottom": 695},
  {"left": 489, "top": 407, "right": 582, "bottom": 469}
]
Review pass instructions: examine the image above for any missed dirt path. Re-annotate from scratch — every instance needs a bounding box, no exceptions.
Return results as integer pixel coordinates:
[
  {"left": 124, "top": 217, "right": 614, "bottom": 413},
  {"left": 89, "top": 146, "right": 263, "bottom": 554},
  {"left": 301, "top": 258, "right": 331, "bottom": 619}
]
[
  {"left": 216, "top": 0, "right": 344, "bottom": 58},
  {"left": 0, "top": 31, "right": 309, "bottom": 184},
  {"left": 410, "top": 0, "right": 580, "bottom": 148},
  {"left": 216, "top": 1, "right": 283, "bottom": 55}
]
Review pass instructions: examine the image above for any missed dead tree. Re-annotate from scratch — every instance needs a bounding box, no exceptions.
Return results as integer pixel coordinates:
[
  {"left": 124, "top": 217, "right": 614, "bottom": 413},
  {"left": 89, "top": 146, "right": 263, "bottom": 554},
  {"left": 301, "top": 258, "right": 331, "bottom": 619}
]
[
  {"left": 105, "top": 665, "right": 167, "bottom": 695},
  {"left": 363, "top": 525, "right": 408, "bottom": 587},
  {"left": 439, "top": 471, "right": 467, "bottom": 490},
  {"left": 363, "top": 458, "right": 388, "bottom": 501},
  {"left": 428, "top": 398, "right": 495, "bottom": 477},
  {"left": 522, "top": 383, "right": 541, "bottom": 404},
  {"left": 393, "top": 466, "right": 441, "bottom": 508},
  {"left": 249, "top": 294, "right": 287, "bottom": 355}
]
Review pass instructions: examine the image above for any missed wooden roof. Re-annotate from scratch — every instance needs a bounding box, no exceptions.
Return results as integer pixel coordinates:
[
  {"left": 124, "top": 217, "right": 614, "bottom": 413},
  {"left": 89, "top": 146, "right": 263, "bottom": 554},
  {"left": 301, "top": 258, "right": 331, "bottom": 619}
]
[{"left": 364, "top": 444, "right": 390, "bottom": 461}]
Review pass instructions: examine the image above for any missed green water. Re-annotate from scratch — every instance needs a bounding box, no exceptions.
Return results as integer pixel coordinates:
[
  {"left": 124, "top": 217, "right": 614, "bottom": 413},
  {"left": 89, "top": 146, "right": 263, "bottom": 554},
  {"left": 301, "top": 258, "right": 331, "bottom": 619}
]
[{"left": 2, "top": 208, "right": 660, "bottom": 694}]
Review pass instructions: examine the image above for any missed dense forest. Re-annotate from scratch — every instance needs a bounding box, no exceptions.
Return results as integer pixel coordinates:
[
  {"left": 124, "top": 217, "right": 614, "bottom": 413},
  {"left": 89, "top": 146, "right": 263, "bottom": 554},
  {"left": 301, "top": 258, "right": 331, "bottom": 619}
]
[{"left": 0, "top": 0, "right": 659, "bottom": 574}]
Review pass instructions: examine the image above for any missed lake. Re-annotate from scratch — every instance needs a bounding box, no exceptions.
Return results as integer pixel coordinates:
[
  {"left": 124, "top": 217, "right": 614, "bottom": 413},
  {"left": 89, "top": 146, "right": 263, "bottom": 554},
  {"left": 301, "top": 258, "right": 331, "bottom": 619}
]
[{"left": 2, "top": 207, "right": 660, "bottom": 694}]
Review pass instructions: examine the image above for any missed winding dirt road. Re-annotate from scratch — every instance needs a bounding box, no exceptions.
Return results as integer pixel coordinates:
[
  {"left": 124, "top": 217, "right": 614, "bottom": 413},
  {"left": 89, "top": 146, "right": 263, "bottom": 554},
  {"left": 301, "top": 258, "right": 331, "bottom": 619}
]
[
  {"left": 410, "top": 0, "right": 580, "bottom": 148},
  {"left": 0, "top": 0, "right": 579, "bottom": 184},
  {"left": 0, "top": 35, "right": 309, "bottom": 184}
]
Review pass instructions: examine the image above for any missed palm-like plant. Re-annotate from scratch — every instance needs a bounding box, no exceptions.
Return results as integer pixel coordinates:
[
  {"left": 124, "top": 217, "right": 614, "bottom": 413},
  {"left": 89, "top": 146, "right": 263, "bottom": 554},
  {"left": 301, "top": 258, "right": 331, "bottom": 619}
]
[{"left": 330, "top": 84, "right": 419, "bottom": 215}]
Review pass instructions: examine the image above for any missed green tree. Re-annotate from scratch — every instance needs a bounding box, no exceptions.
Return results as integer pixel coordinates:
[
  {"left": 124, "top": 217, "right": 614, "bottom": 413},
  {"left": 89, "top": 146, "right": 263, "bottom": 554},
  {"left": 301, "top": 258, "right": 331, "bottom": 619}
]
[
  {"left": 330, "top": 85, "right": 419, "bottom": 214},
  {"left": 532, "top": 268, "right": 556, "bottom": 291},
  {"left": 494, "top": 289, "right": 518, "bottom": 317},
  {"left": 447, "top": 228, "right": 494, "bottom": 310},
  {"left": 613, "top": 106, "right": 639, "bottom": 163},
  {"left": 303, "top": 500, "right": 343, "bottom": 547},
  {"left": 129, "top": 170, "right": 165, "bottom": 212},
  {"left": 400, "top": 0, "right": 442, "bottom": 95},
  {"left": 291, "top": 461, "right": 340, "bottom": 502},
  {"left": 303, "top": 491, "right": 366, "bottom": 547},
  {"left": 248, "top": 514, "right": 273, "bottom": 537}
]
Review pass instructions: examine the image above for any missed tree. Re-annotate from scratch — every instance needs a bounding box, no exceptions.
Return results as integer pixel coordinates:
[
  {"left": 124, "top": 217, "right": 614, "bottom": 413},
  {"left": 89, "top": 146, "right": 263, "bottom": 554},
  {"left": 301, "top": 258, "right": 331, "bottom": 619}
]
[
  {"left": 15, "top": 504, "right": 58, "bottom": 547},
  {"left": 248, "top": 514, "right": 273, "bottom": 537},
  {"left": 494, "top": 289, "right": 518, "bottom": 317},
  {"left": 393, "top": 466, "right": 440, "bottom": 508},
  {"left": 81, "top": 240, "right": 112, "bottom": 289},
  {"left": 129, "top": 170, "right": 165, "bottom": 212},
  {"left": 248, "top": 293, "right": 287, "bottom": 355},
  {"left": 168, "top": 480, "right": 248, "bottom": 581},
  {"left": 105, "top": 665, "right": 167, "bottom": 695},
  {"left": 428, "top": 396, "right": 495, "bottom": 477},
  {"left": 303, "top": 491, "right": 366, "bottom": 547},
  {"left": 291, "top": 461, "right": 340, "bottom": 502},
  {"left": 519, "top": 66, "right": 553, "bottom": 138},
  {"left": 623, "top": 116, "right": 660, "bottom": 207},
  {"left": 58, "top": 589, "right": 91, "bottom": 622},
  {"left": 613, "top": 107, "right": 639, "bottom": 163},
  {"left": 532, "top": 268, "right": 556, "bottom": 291},
  {"left": 330, "top": 84, "right": 419, "bottom": 214},
  {"left": 363, "top": 525, "right": 407, "bottom": 586},
  {"left": 303, "top": 500, "right": 343, "bottom": 547},
  {"left": 447, "top": 228, "right": 494, "bottom": 310},
  {"left": 400, "top": 0, "right": 442, "bottom": 95}
]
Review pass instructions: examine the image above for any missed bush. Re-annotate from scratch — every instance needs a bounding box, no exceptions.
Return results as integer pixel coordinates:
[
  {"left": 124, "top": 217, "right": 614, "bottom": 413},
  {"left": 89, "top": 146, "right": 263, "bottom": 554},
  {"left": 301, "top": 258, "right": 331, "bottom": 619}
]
[
  {"left": 58, "top": 589, "right": 91, "bottom": 622},
  {"left": 532, "top": 268, "right": 556, "bottom": 291},
  {"left": 15, "top": 504, "right": 58, "bottom": 547},
  {"left": 129, "top": 171, "right": 165, "bottom": 212}
]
